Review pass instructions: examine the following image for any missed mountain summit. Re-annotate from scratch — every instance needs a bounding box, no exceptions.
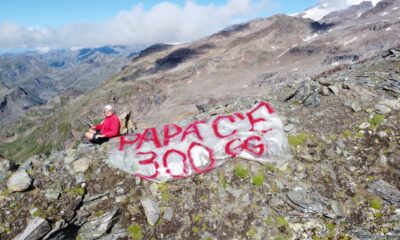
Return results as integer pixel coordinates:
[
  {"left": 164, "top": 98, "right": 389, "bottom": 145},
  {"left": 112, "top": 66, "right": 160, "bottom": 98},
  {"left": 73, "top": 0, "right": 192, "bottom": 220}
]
[{"left": 299, "top": 0, "right": 383, "bottom": 20}]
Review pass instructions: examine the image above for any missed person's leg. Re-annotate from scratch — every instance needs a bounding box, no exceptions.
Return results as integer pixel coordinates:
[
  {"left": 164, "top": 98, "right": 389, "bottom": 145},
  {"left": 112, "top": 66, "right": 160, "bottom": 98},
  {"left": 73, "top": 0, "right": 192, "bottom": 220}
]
[{"left": 85, "top": 131, "right": 94, "bottom": 140}]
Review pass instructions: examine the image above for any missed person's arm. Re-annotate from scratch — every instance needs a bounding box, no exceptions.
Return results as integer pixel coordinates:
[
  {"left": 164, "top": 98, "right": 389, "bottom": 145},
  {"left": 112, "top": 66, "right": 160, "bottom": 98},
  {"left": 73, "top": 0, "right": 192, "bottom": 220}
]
[
  {"left": 94, "top": 121, "right": 103, "bottom": 130},
  {"left": 100, "top": 117, "right": 120, "bottom": 138}
]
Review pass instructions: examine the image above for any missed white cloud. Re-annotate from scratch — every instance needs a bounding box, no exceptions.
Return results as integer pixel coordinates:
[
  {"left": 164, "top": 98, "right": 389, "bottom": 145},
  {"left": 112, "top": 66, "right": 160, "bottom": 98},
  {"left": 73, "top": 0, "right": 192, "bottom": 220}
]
[{"left": 0, "top": 0, "right": 271, "bottom": 49}]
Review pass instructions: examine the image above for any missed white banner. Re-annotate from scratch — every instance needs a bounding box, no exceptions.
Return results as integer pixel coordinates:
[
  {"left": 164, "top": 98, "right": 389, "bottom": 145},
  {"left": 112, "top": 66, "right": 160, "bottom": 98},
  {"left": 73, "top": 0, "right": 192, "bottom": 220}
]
[{"left": 107, "top": 101, "right": 290, "bottom": 182}]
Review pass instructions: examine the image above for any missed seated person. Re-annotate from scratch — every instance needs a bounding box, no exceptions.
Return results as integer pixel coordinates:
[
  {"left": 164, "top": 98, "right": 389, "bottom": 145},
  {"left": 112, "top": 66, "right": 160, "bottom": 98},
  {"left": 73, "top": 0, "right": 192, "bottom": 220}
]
[{"left": 85, "top": 105, "right": 121, "bottom": 144}]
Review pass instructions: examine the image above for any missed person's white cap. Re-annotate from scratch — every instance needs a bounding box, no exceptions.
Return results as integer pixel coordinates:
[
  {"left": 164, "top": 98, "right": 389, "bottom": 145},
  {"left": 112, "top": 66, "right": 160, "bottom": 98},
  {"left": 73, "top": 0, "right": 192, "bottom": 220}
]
[{"left": 104, "top": 105, "right": 113, "bottom": 111}]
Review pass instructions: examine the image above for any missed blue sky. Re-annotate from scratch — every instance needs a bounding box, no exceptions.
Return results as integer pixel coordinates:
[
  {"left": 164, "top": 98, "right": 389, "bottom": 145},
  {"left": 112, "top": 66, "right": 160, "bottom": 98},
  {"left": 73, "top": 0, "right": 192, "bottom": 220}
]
[
  {"left": 0, "top": 0, "right": 317, "bottom": 27},
  {"left": 0, "top": 0, "right": 323, "bottom": 49}
]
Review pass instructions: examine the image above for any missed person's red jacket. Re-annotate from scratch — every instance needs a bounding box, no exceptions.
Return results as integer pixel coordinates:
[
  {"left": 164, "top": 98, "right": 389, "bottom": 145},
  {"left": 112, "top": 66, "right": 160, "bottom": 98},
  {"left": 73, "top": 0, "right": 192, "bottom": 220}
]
[{"left": 95, "top": 113, "right": 121, "bottom": 138}]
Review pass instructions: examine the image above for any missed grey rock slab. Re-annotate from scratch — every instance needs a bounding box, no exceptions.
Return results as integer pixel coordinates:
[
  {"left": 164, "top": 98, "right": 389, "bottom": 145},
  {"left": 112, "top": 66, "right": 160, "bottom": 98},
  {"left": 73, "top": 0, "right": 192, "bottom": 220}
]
[
  {"left": 73, "top": 158, "right": 91, "bottom": 173},
  {"left": 20, "top": 158, "right": 33, "bottom": 170},
  {"left": 377, "top": 131, "right": 388, "bottom": 138},
  {"left": 84, "top": 192, "right": 111, "bottom": 203},
  {"left": 7, "top": 169, "right": 32, "bottom": 193},
  {"left": 319, "top": 78, "right": 334, "bottom": 86},
  {"left": 283, "top": 124, "right": 295, "bottom": 132},
  {"left": 44, "top": 188, "right": 61, "bottom": 201},
  {"left": 75, "top": 174, "right": 86, "bottom": 184},
  {"left": 163, "top": 207, "right": 174, "bottom": 221},
  {"left": 141, "top": 198, "right": 160, "bottom": 226},
  {"left": 375, "top": 104, "right": 391, "bottom": 114},
  {"left": 42, "top": 219, "right": 68, "bottom": 240},
  {"left": 351, "top": 102, "right": 362, "bottom": 112},
  {"left": 78, "top": 209, "right": 120, "bottom": 240},
  {"left": 285, "top": 187, "right": 341, "bottom": 218},
  {"left": 64, "top": 155, "right": 76, "bottom": 165},
  {"left": 389, "top": 209, "right": 400, "bottom": 222},
  {"left": 303, "top": 92, "right": 320, "bottom": 107},
  {"left": 279, "top": 85, "right": 297, "bottom": 102},
  {"left": 61, "top": 196, "right": 83, "bottom": 222},
  {"left": 14, "top": 217, "right": 50, "bottom": 240},
  {"left": 0, "top": 158, "right": 11, "bottom": 172},
  {"left": 359, "top": 122, "right": 370, "bottom": 129},
  {"left": 321, "top": 86, "right": 330, "bottom": 96},
  {"left": 226, "top": 186, "right": 242, "bottom": 198},
  {"left": 379, "top": 99, "right": 400, "bottom": 110},
  {"left": 367, "top": 180, "right": 400, "bottom": 204},
  {"left": 382, "top": 49, "right": 395, "bottom": 58},
  {"left": 73, "top": 208, "right": 91, "bottom": 226},
  {"left": 97, "top": 224, "right": 128, "bottom": 240},
  {"left": 0, "top": 172, "right": 6, "bottom": 182},
  {"left": 115, "top": 186, "right": 125, "bottom": 195},
  {"left": 328, "top": 85, "right": 340, "bottom": 95}
]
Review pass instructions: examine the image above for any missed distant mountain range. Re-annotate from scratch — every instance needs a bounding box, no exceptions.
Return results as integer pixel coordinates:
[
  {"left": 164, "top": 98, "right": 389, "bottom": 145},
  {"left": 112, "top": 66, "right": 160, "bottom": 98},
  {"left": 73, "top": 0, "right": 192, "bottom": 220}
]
[{"left": 0, "top": 45, "right": 144, "bottom": 125}]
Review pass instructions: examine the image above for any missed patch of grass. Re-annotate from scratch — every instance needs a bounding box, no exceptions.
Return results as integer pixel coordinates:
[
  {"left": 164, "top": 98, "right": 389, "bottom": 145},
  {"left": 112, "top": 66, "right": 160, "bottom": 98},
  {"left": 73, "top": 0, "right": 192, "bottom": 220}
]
[
  {"left": 94, "top": 210, "right": 105, "bottom": 217},
  {"left": 367, "top": 175, "right": 375, "bottom": 182},
  {"left": 342, "top": 130, "right": 352, "bottom": 139},
  {"left": 158, "top": 183, "right": 170, "bottom": 202},
  {"left": 291, "top": 100, "right": 302, "bottom": 106},
  {"left": 264, "top": 163, "right": 277, "bottom": 173},
  {"left": 192, "top": 226, "right": 199, "bottom": 234},
  {"left": 374, "top": 211, "right": 383, "bottom": 219},
  {"left": 276, "top": 216, "right": 289, "bottom": 227},
  {"left": 58, "top": 122, "right": 70, "bottom": 137},
  {"left": 48, "top": 165, "right": 55, "bottom": 173},
  {"left": 0, "top": 128, "right": 52, "bottom": 162},
  {"left": 202, "top": 223, "right": 208, "bottom": 231},
  {"left": 127, "top": 224, "right": 143, "bottom": 240},
  {"left": 327, "top": 222, "right": 336, "bottom": 237},
  {"left": 275, "top": 216, "right": 293, "bottom": 239},
  {"left": 356, "top": 131, "right": 365, "bottom": 138},
  {"left": 337, "top": 234, "right": 352, "bottom": 240},
  {"left": 328, "top": 133, "right": 337, "bottom": 141},
  {"left": 252, "top": 174, "right": 265, "bottom": 186},
  {"left": 1, "top": 189, "right": 10, "bottom": 197},
  {"left": 369, "top": 196, "right": 383, "bottom": 210},
  {"left": 288, "top": 132, "right": 309, "bottom": 146},
  {"left": 69, "top": 187, "right": 86, "bottom": 196},
  {"left": 193, "top": 214, "right": 202, "bottom": 223},
  {"left": 32, "top": 209, "right": 45, "bottom": 218},
  {"left": 200, "top": 195, "right": 208, "bottom": 202},
  {"left": 368, "top": 114, "right": 385, "bottom": 129},
  {"left": 0, "top": 225, "right": 12, "bottom": 234},
  {"left": 234, "top": 165, "right": 248, "bottom": 179},
  {"left": 274, "top": 236, "right": 289, "bottom": 240},
  {"left": 264, "top": 216, "right": 273, "bottom": 225},
  {"left": 270, "top": 181, "right": 279, "bottom": 193},
  {"left": 246, "top": 227, "right": 257, "bottom": 239},
  {"left": 218, "top": 173, "right": 228, "bottom": 189}
]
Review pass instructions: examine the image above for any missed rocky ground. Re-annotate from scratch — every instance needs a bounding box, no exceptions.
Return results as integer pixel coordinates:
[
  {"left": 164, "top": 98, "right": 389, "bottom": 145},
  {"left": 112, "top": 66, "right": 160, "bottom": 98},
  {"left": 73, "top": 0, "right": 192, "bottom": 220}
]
[{"left": 0, "top": 49, "right": 399, "bottom": 240}]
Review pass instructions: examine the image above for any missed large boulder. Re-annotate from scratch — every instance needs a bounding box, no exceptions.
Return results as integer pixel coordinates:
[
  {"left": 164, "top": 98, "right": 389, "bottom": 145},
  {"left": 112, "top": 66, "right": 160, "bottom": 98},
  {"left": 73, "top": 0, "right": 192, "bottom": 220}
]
[
  {"left": 7, "top": 169, "right": 32, "bottom": 193},
  {"left": 73, "top": 158, "right": 91, "bottom": 173},
  {"left": 14, "top": 217, "right": 50, "bottom": 240},
  {"left": 77, "top": 209, "right": 120, "bottom": 240}
]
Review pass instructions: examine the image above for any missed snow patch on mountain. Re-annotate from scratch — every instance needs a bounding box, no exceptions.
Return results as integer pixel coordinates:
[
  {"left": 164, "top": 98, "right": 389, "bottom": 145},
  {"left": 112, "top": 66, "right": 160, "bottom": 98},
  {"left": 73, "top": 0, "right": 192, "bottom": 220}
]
[{"left": 301, "top": 0, "right": 382, "bottom": 21}]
